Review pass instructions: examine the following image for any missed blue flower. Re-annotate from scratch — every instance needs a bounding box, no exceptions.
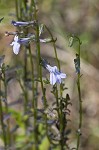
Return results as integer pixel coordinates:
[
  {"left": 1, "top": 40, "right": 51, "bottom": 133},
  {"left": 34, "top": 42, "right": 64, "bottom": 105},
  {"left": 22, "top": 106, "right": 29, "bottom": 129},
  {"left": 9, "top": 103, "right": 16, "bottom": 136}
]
[
  {"left": 46, "top": 64, "right": 66, "bottom": 85},
  {"left": 11, "top": 20, "right": 35, "bottom": 27},
  {"left": 10, "top": 35, "right": 21, "bottom": 55},
  {"left": 10, "top": 35, "right": 30, "bottom": 55},
  {"left": 18, "top": 37, "right": 30, "bottom": 44}
]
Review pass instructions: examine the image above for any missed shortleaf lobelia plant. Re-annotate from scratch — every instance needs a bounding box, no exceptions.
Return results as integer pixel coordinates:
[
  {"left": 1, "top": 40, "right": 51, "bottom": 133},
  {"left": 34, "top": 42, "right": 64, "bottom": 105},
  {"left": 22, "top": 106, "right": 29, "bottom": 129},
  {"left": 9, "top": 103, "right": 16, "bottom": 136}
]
[{"left": 0, "top": 1, "right": 83, "bottom": 150}]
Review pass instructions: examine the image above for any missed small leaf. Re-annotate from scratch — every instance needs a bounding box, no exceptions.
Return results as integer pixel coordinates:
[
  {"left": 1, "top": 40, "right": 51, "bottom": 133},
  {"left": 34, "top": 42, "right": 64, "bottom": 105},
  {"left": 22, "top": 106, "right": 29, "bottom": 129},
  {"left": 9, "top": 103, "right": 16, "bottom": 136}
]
[
  {"left": 43, "top": 79, "right": 50, "bottom": 84},
  {"left": 68, "top": 36, "right": 74, "bottom": 47},
  {"left": 0, "top": 17, "right": 4, "bottom": 23},
  {"left": 0, "top": 55, "right": 5, "bottom": 68},
  {"left": 39, "top": 24, "right": 44, "bottom": 36}
]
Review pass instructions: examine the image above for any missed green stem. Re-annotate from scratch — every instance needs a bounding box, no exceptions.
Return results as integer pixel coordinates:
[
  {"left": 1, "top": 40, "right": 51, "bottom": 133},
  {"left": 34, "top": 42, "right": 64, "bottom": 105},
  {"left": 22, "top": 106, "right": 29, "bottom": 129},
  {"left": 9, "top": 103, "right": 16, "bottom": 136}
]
[
  {"left": 76, "top": 38, "right": 82, "bottom": 150},
  {"left": 19, "top": 0, "right": 22, "bottom": 19},
  {"left": 44, "top": 25, "right": 60, "bottom": 70},
  {"left": 17, "top": 76, "right": 30, "bottom": 134},
  {"left": 31, "top": 0, "right": 47, "bottom": 114},
  {"left": 2, "top": 67, "right": 11, "bottom": 146},
  {"left": 17, "top": 78, "right": 28, "bottom": 114},
  {"left": 23, "top": 0, "right": 27, "bottom": 11},
  {"left": 28, "top": 45, "right": 39, "bottom": 150},
  {"left": 0, "top": 78, "right": 7, "bottom": 149},
  {"left": 31, "top": 1, "right": 48, "bottom": 149},
  {"left": 54, "top": 87, "right": 62, "bottom": 148},
  {"left": 15, "top": 0, "right": 19, "bottom": 20},
  {"left": 31, "top": 0, "right": 47, "bottom": 105},
  {"left": 28, "top": 1, "right": 40, "bottom": 149},
  {"left": 28, "top": 45, "right": 35, "bottom": 107},
  {"left": 45, "top": 25, "right": 66, "bottom": 149}
]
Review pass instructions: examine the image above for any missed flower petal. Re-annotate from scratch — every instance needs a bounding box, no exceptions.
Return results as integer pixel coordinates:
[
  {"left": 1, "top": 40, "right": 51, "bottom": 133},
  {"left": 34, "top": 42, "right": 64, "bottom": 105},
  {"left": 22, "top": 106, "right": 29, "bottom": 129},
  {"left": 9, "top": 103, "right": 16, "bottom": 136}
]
[
  {"left": 52, "top": 66, "right": 58, "bottom": 72},
  {"left": 10, "top": 42, "right": 14, "bottom": 46},
  {"left": 56, "top": 74, "right": 62, "bottom": 84},
  {"left": 11, "top": 20, "right": 27, "bottom": 26},
  {"left": 50, "top": 73, "right": 56, "bottom": 85},
  {"left": 18, "top": 38, "right": 30, "bottom": 44},
  {"left": 60, "top": 73, "right": 66, "bottom": 78},
  {"left": 13, "top": 42, "right": 20, "bottom": 55},
  {"left": 46, "top": 64, "right": 53, "bottom": 72}
]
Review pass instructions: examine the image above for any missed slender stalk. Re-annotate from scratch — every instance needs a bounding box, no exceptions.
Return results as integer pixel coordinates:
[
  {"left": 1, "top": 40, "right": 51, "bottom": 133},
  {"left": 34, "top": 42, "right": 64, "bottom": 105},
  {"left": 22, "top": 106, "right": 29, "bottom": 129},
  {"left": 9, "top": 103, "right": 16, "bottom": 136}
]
[
  {"left": 76, "top": 38, "right": 82, "bottom": 150},
  {"left": 27, "top": 45, "right": 35, "bottom": 107},
  {"left": 25, "top": 1, "right": 41, "bottom": 149},
  {"left": 23, "top": 0, "right": 27, "bottom": 11},
  {"left": 55, "top": 86, "right": 60, "bottom": 122},
  {"left": 28, "top": 44, "right": 39, "bottom": 150},
  {"left": 19, "top": 0, "right": 22, "bottom": 19},
  {"left": 45, "top": 25, "right": 65, "bottom": 149},
  {"left": 24, "top": 47, "right": 28, "bottom": 83},
  {"left": 15, "top": 0, "right": 31, "bottom": 134},
  {"left": 2, "top": 66, "right": 11, "bottom": 146},
  {"left": 0, "top": 76, "right": 7, "bottom": 149},
  {"left": 17, "top": 77, "right": 28, "bottom": 120},
  {"left": 31, "top": 1, "right": 48, "bottom": 149},
  {"left": 14, "top": 1, "right": 35, "bottom": 150},
  {"left": 31, "top": 0, "right": 47, "bottom": 112},
  {"left": 15, "top": 0, "right": 19, "bottom": 20},
  {"left": 44, "top": 25, "right": 60, "bottom": 70},
  {"left": 31, "top": 0, "right": 48, "bottom": 108},
  {"left": 55, "top": 86, "right": 64, "bottom": 149},
  {"left": 22, "top": 1, "right": 29, "bottom": 122}
]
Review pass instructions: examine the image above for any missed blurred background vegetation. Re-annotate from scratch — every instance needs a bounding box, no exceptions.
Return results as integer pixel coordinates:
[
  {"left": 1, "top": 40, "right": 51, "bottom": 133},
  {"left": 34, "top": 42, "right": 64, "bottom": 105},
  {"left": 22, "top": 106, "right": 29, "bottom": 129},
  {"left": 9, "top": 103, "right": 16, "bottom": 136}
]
[{"left": 0, "top": 0, "right": 99, "bottom": 150}]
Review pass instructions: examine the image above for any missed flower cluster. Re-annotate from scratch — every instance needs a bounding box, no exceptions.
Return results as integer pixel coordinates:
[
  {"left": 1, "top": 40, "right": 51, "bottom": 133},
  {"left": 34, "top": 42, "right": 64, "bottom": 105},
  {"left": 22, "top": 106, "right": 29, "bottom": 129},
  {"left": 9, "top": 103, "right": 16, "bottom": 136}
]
[
  {"left": 9, "top": 20, "right": 67, "bottom": 85},
  {"left": 10, "top": 21, "right": 53, "bottom": 55}
]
